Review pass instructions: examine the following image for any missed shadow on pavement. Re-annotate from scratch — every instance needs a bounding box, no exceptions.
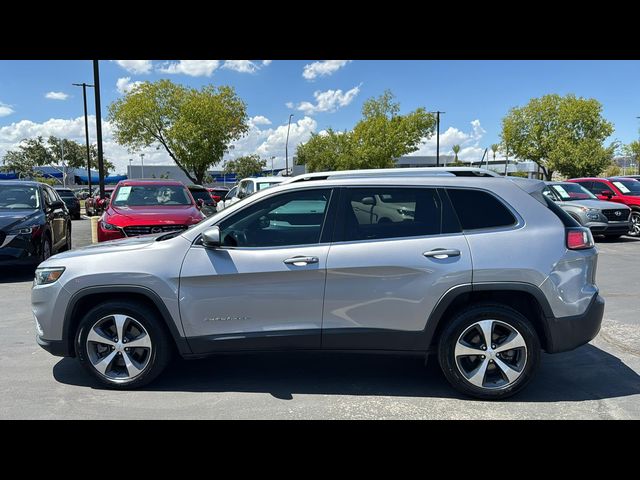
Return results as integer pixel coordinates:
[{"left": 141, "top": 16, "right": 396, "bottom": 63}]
[
  {"left": 53, "top": 343, "right": 640, "bottom": 402},
  {"left": 595, "top": 235, "right": 640, "bottom": 243},
  {"left": 0, "top": 266, "right": 36, "bottom": 284}
]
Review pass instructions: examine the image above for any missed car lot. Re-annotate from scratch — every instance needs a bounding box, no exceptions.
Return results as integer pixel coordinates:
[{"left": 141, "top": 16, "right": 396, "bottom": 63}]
[{"left": 0, "top": 218, "right": 638, "bottom": 419}]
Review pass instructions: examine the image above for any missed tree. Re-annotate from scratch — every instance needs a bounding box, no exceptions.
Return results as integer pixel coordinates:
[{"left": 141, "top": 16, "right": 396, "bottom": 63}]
[
  {"left": 224, "top": 154, "right": 267, "bottom": 179},
  {"left": 602, "top": 164, "right": 621, "bottom": 177},
  {"left": 501, "top": 94, "right": 614, "bottom": 180},
  {"left": 452, "top": 144, "right": 461, "bottom": 163},
  {"left": 623, "top": 141, "right": 640, "bottom": 175},
  {"left": 108, "top": 79, "right": 249, "bottom": 184},
  {"left": 296, "top": 90, "right": 436, "bottom": 172},
  {"left": 491, "top": 143, "right": 499, "bottom": 162},
  {"left": 1, "top": 136, "right": 113, "bottom": 180}
]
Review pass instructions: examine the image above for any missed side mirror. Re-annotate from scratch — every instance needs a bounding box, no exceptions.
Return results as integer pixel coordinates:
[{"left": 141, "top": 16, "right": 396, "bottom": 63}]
[
  {"left": 237, "top": 191, "right": 246, "bottom": 199},
  {"left": 50, "top": 200, "right": 65, "bottom": 210},
  {"left": 601, "top": 189, "right": 614, "bottom": 198},
  {"left": 202, "top": 226, "right": 221, "bottom": 248},
  {"left": 196, "top": 198, "right": 205, "bottom": 209}
]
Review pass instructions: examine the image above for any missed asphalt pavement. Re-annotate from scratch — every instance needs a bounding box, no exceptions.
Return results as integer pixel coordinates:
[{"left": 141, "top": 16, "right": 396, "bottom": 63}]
[{"left": 0, "top": 219, "right": 638, "bottom": 419}]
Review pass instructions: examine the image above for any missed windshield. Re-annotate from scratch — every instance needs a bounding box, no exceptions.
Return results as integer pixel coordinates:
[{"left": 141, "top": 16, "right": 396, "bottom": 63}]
[
  {"left": 112, "top": 185, "right": 193, "bottom": 206},
  {"left": 0, "top": 185, "right": 40, "bottom": 209},
  {"left": 549, "top": 183, "right": 596, "bottom": 201},
  {"left": 56, "top": 190, "right": 76, "bottom": 198},
  {"left": 256, "top": 181, "right": 282, "bottom": 191},
  {"left": 612, "top": 180, "right": 640, "bottom": 195}
]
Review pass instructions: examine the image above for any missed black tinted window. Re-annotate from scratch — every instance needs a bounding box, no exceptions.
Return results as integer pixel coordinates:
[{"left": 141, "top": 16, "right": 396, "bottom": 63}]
[
  {"left": 339, "top": 188, "right": 441, "bottom": 241},
  {"left": 447, "top": 188, "right": 516, "bottom": 230},
  {"left": 218, "top": 189, "right": 331, "bottom": 247}
]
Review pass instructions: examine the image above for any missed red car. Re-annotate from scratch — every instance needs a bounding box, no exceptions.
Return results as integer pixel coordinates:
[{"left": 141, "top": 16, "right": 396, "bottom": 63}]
[
  {"left": 85, "top": 186, "right": 115, "bottom": 217},
  {"left": 97, "top": 179, "right": 206, "bottom": 242},
  {"left": 206, "top": 186, "right": 230, "bottom": 203},
  {"left": 567, "top": 177, "right": 640, "bottom": 237}
]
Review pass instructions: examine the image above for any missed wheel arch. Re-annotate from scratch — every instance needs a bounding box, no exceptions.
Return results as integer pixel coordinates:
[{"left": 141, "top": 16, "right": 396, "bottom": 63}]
[{"left": 63, "top": 285, "right": 191, "bottom": 357}]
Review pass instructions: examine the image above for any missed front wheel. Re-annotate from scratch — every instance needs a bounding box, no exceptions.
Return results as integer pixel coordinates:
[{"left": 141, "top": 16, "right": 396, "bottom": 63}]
[
  {"left": 628, "top": 211, "right": 640, "bottom": 237},
  {"left": 438, "top": 303, "right": 540, "bottom": 400},
  {"left": 75, "top": 301, "right": 173, "bottom": 389}
]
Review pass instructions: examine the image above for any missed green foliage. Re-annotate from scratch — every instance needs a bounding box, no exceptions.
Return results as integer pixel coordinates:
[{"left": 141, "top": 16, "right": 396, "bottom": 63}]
[
  {"left": 601, "top": 164, "right": 621, "bottom": 177},
  {"left": 1, "top": 136, "right": 113, "bottom": 179},
  {"left": 509, "top": 171, "right": 530, "bottom": 178},
  {"left": 297, "top": 90, "right": 436, "bottom": 172},
  {"left": 452, "top": 144, "right": 461, "bottom": 163},
  {"left": 622, "top": 141, "right": 640, "bottom": 175},
  {"left": 33, "top": 175, "right": 58, "bottom": 186},
  {"left": 491, "top": 143, "right": 500, "bottom": 161},
  {"left": 448, "top": 160, "right": 467, "bottom": 167},
  {"left": 224, "top": 154, "right": 267, "bottom": 179},
  {"left": 108, "top": 79, "right": 249, "bottom": 184},
  {"left": 501, "top": 94, "right": 614, "bottom": 180}
]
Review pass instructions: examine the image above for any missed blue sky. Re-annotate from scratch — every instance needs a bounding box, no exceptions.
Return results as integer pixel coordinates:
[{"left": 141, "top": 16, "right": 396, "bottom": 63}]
[{"left": 1, "top": 60, "right": 639, "bottom": 174}]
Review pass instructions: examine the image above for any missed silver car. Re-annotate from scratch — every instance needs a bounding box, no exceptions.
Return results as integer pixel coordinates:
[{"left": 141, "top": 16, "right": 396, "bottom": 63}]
[
  {"left": 543, "top": 181, "right": 631, "bottom": 239},
  {"left": 32, "top": 174, "right": 604, "bottom": 399}
]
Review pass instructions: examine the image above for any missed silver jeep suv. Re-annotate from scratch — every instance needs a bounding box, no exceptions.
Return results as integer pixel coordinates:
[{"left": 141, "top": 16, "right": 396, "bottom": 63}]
[{"left": 32, "top": 173, "right": 604, "bottom": 399}]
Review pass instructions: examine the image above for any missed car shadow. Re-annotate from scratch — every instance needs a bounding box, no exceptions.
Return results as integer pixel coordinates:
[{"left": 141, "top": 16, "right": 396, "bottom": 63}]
[
  {"left": 52, "top": 343, "right": 640, "bottom": 402},
  {"left": 0, "top": 266, "right": 36, "bottom": 284},
  {"left": 595, "top": 235, "right": 640, "bottom": 243}
]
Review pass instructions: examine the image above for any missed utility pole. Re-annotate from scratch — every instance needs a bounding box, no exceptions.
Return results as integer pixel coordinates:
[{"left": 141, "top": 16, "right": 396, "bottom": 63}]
[
  {"left": 504, "top": 145, "right": 509, "bottom": 176},
  {"left": 72, "top": 82, "right": 94, "bottom": 193},
  {"left": 61, "top": 140, "right": 65, "bottom": 187},
  {"left": 140, "top": 153, "right": 145, "bottom": 178},
  {"left": 92, "top": 61, "right": 106, "bottom": 198},
  {"left": 285, "top": 114, "right": 294, "bottom": 176},
  {"left": 430, "top": 111, "right": 445, "bottom": 167}
]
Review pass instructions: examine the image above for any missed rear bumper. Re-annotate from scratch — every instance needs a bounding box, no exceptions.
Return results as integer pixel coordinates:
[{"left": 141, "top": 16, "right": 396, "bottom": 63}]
[{"left": 545, "top": 294, "right": 604, "bottom": 353}]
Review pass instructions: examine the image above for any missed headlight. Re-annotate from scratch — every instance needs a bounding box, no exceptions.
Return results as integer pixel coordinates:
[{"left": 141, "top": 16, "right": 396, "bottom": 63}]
[
  {"left": 9, "top": 225, "right": 38, "bottom": 235},
  {"left": 100, "top": 221, "right": 119, "bottom": 231},
  {"left": 584, "top": 208, "right": 600, "bottom": 221},
  {"left": 34, "top": 267, "right": 65, "bottom": 285}
]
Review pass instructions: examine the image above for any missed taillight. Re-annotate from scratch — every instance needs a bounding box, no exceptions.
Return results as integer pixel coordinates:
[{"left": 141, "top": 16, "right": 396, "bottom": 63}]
[{"left": 566, "top": 227, "right": 594, "bottom": 250}]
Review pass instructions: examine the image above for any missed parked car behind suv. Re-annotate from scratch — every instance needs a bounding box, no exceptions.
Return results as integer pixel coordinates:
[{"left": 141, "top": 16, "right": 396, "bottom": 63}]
[
  {"left": 223, "top": 176, "right": 285, "bottom": 209},
  {"left": 97, "top": 179, "right": 206, "bottom": 242},
  {"left": 543, "top": 182, "right": 630, "bottom": 239},
  {"left": 1, "top": 181, "right": 71, "bottom": 266},
  {"left": 85, "top": 186, "right": 115, "bottom": 217},
  {"left": 54, "top": 187, "right": 81, "bottom": 220},
  {"left": 568, "top": 177, "right": 640, "bottom": 237},
  {"left": 187, "top": 185, "right": 217, "bottom": 217},
  {"left": 33, "top": 173, "right": 603, "bottom": 400}
]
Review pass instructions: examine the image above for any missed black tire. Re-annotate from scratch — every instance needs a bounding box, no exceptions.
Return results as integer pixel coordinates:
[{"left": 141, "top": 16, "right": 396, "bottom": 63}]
[
  {"left": 438, "top": 303, "right": 541, "bottom": 400},
  {"left": 75, "top": 300, "right": 173, "bottom": 389},
  {"left": 61, "top": 223, "right": 72, "bottom": 251},
  {"left": 629, "top": 211, "right": 640, "bottom": 237},
  {"left": 40, "top": 235, "right": 51, "bottom": 262}
]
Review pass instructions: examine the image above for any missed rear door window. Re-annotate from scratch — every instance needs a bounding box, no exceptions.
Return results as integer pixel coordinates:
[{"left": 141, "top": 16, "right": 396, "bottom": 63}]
[{"left": 446, "top": 188, "right": 517, "bottom": 230}]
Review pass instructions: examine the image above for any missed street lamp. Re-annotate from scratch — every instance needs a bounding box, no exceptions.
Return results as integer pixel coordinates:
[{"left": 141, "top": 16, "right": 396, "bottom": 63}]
[
  {"left": 140, "top": 153, "right": 145, "bottom": 178},
  {"left": 430, "top": 111, "right": 445, "bottom": 167},
  {"left": 72, "top": 82, "right": 95, "bottom": 192},
  {"left": 285, "top": 114, "right": 294, "bottom": 176}
]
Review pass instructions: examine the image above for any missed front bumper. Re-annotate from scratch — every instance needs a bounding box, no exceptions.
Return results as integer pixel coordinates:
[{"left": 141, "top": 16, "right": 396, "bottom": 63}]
[
  {"left": 36, "top": 336, "right": 72, "bottom": 357},
  {"left": 545, "top": 294, "right": 604, "bottom": 353},
  {"left": 586, "top": 221, "right": 630, "bottom": 235},
  {"left": 0, "top": 234, "right": 40, "bottom": 265}
]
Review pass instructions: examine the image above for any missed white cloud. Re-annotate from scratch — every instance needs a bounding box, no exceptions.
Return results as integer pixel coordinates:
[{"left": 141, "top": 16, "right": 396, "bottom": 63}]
[
  {"left": 295, "top": 84, "right": 361, "bottom": 115},
  {"left": 45, "top": 91, "right": 69, "bottom": 101},
  {"left": 226, "top": 116, "right": 317, "bottom": 170},
  {"left": 113, "top": 60, "right": 153, "bottom": 74},
  {"left": 262, "top": 60, "right": 272, "bottom": 66},
  {"left": 408, "top": 119, "right": 489, "bottom": 162},
  {"left": 0, "top": 102, "right": 14, "bottom": 117},
  {"left": 250, "top": 115, "right": 271, "bottom": 126},
  {"left": 285, "top": 102, "right": 294, "bottom": 109},
  {"left": 222, "top": 60, "right": 259, "bottom": 73},
  {"left": 116, "top": 77, "right": 143, "bottom": 94},
  {"left": 302, "top": 60, "right": 351, "bottom": 80},
  {"left": 158, "top": 60, "right": 220, "bottom": 77}
]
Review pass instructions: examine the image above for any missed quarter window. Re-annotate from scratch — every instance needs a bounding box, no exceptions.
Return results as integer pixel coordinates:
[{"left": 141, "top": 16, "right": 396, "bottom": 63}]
[
  {"left": 338, "top": 188, "right": 442, "bottom": 241},
  {"left": 217, "top": 189, "right": 332, "bottom": 248},
  {"left": 447, "top": 188, "right": 516, "bottom": 230}
]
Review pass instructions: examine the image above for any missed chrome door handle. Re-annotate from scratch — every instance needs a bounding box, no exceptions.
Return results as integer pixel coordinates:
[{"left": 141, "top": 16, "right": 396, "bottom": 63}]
[
  {"left": 283, "top": 256, "right": 319, "bottom": 266},
  {"left": 423, "top": 249, "right": 460, "bottom": 259}
]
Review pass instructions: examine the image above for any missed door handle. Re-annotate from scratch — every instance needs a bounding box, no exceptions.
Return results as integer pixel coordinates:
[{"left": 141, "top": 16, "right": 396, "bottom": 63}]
[
  {"left": 283, "top": 256, "right": 319, "bottom": 266},
  {"left": 423, "top": 249, "right": 460, "bottom": 259}
]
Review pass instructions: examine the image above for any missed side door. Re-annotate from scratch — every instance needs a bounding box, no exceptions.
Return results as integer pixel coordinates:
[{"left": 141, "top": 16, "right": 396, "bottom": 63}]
[
  {"left": 322, "top": 186, "right": 472, "bottom": 350},
  {"left": 179, "top": 187, "right": 336, "bottom": 354},
  {"left": 43, "top": 186, "right": 65, "bottom": 249}
]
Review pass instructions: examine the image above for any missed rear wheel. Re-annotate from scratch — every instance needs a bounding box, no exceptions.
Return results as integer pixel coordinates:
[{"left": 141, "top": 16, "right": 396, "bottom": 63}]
[
  {"left": 438, "top": 303, "right": 540, "bottom": 400},
  {"left": 40, "top": 236, "right": 51, "bottom": 262},
  {"left": 75, "top": 301, "right": 173, "bottom": 389}
]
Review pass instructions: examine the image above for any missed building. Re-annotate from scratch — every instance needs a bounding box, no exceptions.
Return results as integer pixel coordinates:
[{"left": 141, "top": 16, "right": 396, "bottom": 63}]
[{"left": 126, "top": 165, "right": 289, "bottom": 187}]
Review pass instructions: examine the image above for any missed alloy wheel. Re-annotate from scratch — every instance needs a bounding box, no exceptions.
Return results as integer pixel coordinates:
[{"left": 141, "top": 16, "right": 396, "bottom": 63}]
[
  {"left": 86, "top": 314, "right": 153, "bottom": 382},
  {"left": 454, "top": 319, "right": 527, "bottom": 390},
  {"left": 629, "top": 212, "right": 640, "bottom": 237}
]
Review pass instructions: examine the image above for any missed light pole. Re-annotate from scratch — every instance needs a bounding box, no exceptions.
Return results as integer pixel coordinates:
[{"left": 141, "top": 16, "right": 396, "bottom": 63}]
[
  {"left": 271, "top": 156, "right": 275, "bottom": 175},
  {"left": 72, "top": 82, "right": 95, "bottom": 193},
  {"left": 285, "top": 114, "right": 294, "bottom": 176},
  {"left": 430, "top": 111, "right": 445, "bottom": 167},
  {"left": 92, "top": 60, "right": 106, "bottom": 199},
  {"left": 128, "top": 159, "right": 133, "bottom": 178},
  {"left": 140, "top": 153, "right": 145, "bottom": 178}
]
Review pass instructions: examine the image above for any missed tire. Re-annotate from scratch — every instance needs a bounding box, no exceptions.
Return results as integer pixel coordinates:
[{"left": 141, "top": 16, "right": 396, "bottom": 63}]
[
  {"left": 75, "top": 300, "right": 173, "bottom": 389},
  {"left": 629, "top": 211, "right": 640, "bottom": 237},
  {"left": 61, "top": 223, "right": 72, "bottom": 251},
  {"left": 40, "top": 236, "right": 51, "bottom": 262},
  {"left": 438, "top": 303, "right": 541, "bottom": 400}
]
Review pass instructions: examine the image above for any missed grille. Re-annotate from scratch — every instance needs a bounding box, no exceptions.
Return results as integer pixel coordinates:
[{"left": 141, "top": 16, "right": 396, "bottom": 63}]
[
  {"left": 602, "top": 209, "right": 630, "bottom": 222},
  {"left": 123, "top": 225, "right": 187, "bottom": 236}
]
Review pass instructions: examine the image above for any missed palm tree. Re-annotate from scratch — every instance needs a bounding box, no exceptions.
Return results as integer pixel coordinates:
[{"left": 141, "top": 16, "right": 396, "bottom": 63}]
[
  {"left": 491, "top": 143, "right": 499, "bottom": 163},
  {"left": 452, "top": 144, "right": 461, "bottom": 163}
]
